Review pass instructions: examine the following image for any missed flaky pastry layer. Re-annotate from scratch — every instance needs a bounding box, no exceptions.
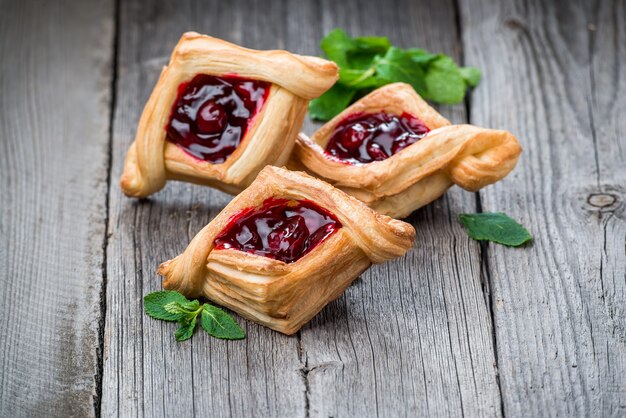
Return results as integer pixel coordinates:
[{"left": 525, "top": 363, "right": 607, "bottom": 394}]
[
  {"left": 158, "top": 166, "right": 415, "bottom": 334},
  {"left": 120, "top": 32, "right": 338, "bottom": 197},
  {"left": 289, "top": 83, "right": 522, "bottom": 218}
]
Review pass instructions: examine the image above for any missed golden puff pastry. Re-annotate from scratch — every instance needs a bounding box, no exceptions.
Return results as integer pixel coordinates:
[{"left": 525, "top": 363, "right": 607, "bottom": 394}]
[
  {"left": 290, "top": 83, "right": 522, "bottom": 218},
  {"left": 121, "top": 32, "right": 338, "bottom": 197},
  {"left": 158, "top": 166, "right": 415, "bottom": 334}
]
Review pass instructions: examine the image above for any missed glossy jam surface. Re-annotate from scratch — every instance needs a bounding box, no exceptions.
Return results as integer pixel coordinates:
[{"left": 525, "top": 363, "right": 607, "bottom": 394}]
[
  {"left": 166, "top": 74, "right": 270, "bottom": 164},
  {"left": 213, "top": 198, "right": 342, "bottom": 263},
  {"left": 324, "top": 112, "right": 430, "bottom": 164}
]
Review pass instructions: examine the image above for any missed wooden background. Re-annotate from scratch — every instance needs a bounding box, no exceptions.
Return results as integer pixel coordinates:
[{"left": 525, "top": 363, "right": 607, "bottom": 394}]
[{"left": 1, "top": 0, "right": 624, "bottom": 416}]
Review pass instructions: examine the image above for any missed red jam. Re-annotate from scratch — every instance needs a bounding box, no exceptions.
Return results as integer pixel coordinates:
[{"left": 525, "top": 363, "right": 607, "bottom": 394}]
[
  {"left": 213, "top": 198, "right": 342, "bottom": 263},
  {"left": 166, "top": 74, "right": 270, "bottom": 164},
  {"left": 324, "top": 112, "right": 430, "bottom": 164}
]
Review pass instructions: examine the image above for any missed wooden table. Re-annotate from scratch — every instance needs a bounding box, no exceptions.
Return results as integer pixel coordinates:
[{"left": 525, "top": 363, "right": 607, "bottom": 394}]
[{"left": 1, "top": 0, "right": 624, "bottom": 416}]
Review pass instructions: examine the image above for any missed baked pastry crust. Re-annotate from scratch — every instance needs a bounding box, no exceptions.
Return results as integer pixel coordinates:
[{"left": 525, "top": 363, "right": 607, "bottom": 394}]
[
  {"left": 290, "top": 83, "right": 522, "bottom": 218},
  {"left": 121, "top": 32, "right": 338, "bottom": 197},
  {"left": 158, "top": 166, "right": 415, "bottom": 334}
]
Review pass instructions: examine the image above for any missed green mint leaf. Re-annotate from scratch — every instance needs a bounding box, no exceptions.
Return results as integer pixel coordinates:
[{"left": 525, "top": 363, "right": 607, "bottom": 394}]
[
  {"left": 459, "top": 66, "right": 482, "bottom": 87},
  {"left": 424, "top": 55, "right": 466, "bottom": 104},
  {"left": 182, "top": 299, "right": 200, "bottom": 310},
  {"left": 163, "top": 299, "right": 201, "bottom": 316},
  {"left": 309, "top": 83, "right": 356, "bottom": 121},
  {"left": 323, "top": 31, "right": 389, "bottom": 70},
  {"left": 144, "top": 291, "right": 190, "bottom": 321},
  {"left": 375, "top": 47, "right": 427, "bottom": 96},
  {"left": 144, "top": 292, "right": 245, "bottom": 342},
  {"left": 406, "top": 48, "right": 437, "bottom": 65},
  {"left": 459, "top": 213, "right": 532, "bottom": 247},
  {"left": 311, "top": 29, "right": 483, "bottom": 119},
  {"left": 352, "top": 35, "right": 391, "bottom": 52},
  {"left": 347, "top": 36, "right": 390, "bottom": 69},
  {"left": 339, "top": 68, "right": 382, "bottom": 89},
  {"left": 345, "top": 51, "right": 380, "bottom": 70},
  {"left": 175, "top": 315, "right": 197, "bottom": 342},
  {"left": 320, "top": 28, "right": 355, "bottom": 67},
  {"left": 201, "top": 304, "right": 246, "bottom": 340},
  {"left": 340, "top": 51, "right": 385, "bottom": 70}
]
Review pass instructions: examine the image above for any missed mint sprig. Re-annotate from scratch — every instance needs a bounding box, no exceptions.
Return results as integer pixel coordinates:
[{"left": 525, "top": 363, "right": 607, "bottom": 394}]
[
  {"left": 200, "top": 304, "right": 247, "bottom": 340},
  {"left": 144, "top": 290, "right": 190, "bottom": 322},
  {"left": 144, "top": 290, "right": 245, "bottom": 341},
  {"left": 309, "top": 28, "right": 481, "bottom": 121},
  {"left": 175, "top": 315, "right": 197, "bottom": 341},
  {"left": 459, "top": 213, "right": 532, "bottom": 247}
]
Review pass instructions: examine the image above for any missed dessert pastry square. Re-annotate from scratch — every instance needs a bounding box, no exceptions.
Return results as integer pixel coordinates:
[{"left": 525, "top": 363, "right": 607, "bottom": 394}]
[
  {"left": 120, "top": 32, "right": 338, "bottom": 197},
  {"left": 290, "top": 83, "right": 522, "bottom": 218},
  {"left": 158, "top": 166, "right": 415, "bottom": 334}
]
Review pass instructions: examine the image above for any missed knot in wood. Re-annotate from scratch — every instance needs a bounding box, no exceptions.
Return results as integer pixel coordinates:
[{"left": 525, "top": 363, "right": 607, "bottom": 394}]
[{"left": 587, "top": 193, "right": 617, "bottom": 208}]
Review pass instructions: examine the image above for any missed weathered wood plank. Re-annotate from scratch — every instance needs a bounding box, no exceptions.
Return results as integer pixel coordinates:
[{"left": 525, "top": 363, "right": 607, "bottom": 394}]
[
  {"left": 102, "top": 0, "right": 504, "bottom": 416},
  {"left": 102, "top": 2, "right": 500, "bottom": 416},
  {"left": 0, "top": 0, "right": 114, "bottom": 416},
  {"left": 102, "top": 1, "right": 305, "bottom": 416},
  {"left": 587, "top": 1, "right": 626, "bottom": 413},
  {"left": 460, "top": 0, "right": 626, "bottom": 415},
  {"left": 298, "top": 1, "right": 502, "bottom": 416}
]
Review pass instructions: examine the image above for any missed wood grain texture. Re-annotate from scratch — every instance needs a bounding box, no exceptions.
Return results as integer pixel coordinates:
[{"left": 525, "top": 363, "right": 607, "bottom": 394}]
[
  {"left": 102, "top": 1, "right": 305, "bottom": 416},
  {"left": 0, "top": 0, "right": 114, "bottom": 416},
  {"left": 102, "top": 0, "right": 501, "bottom": 417},
  {"left": 4, "top": 0, "right": 623, "bottom": 416},
  {"left": 460, "top": 0, "right": 626, "bottom": 415},
  {"left": 297, "top": 0, "right": 502, "bottom": 416}
]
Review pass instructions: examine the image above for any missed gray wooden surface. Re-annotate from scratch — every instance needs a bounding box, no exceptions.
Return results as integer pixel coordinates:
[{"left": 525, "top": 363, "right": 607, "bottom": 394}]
[
  {"left": 461, "top": 0, "right": 626, "bottom": 415},
  {"left": 1, "top": 0, "right": 624, "bottom": 417},
  {"left": 0, "top": 0, "right": 114, "bottom": 415}
]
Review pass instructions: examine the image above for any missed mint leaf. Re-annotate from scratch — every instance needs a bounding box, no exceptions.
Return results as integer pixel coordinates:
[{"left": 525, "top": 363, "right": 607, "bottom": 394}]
[
  {"left": 309, "top": 84, "right": 356, "bottom": 121},
  {"left": 406, "top": 48, "right": 437, "bottom": 65},
  {"left": 424, "top": 55, "right": 466, "bottom": 104},
  {"left": 144, "top": 291, "right": 246, "bottom": 342},
  {"left": 375, "top": 47, "right": 427, "bottom": 96},
  {"left": 310, "top": 29, "right": 483, "bottom": 120},
  {"left": 320, "top": 28, "right": 355, "bottom": 67},
  {"left": 201, "top": 304, "right": 245, "bottom": 340},
  {"left": 345, "top": 51, "right": 380, "bottom": 70},
  {"left": 339, "top": 68, "right": 382, "bottom": 89},
  {"left": 347, "top": 35, "right": 390, "bottom": 69},
  {"left": 459, "top": 213, "right": 532, "bottom": 247},
  {"left": 175, "top": 315, "right": 197, "bottom": 342},
  {"left": 460, "top": 66, "right": 481, "bottom": 87},
  {"left": 163, "top": 299, "right": 201, "bottom": 316},
  {"left": 352, "top": 35, "right": 391, "bottom": 52},
  {"left": 144, "top": 291, "right": 190, "bottom": 321},
  {"left": 320, "top": 29, "right": 389, "bottom": 69}
]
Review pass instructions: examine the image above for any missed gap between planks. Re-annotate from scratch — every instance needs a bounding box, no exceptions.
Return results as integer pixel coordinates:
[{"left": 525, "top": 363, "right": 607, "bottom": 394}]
[
  {"left": 96, "top": 0, "right": 122, "bottom": 415},
  {"left": 453, "top": 0, "right": 506, "bottom": 415}
]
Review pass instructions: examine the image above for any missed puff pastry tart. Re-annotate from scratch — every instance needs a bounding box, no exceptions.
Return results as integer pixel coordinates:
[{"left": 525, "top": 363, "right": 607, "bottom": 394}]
[
  {"left": 158, "top": 166, "right": 415, "bottom": 334},
  {"left": 290, "top": 83, "right": 522, "bottom": 218},
  {"left": 120, "top": 32, "right": 338, "bottom": 197}
]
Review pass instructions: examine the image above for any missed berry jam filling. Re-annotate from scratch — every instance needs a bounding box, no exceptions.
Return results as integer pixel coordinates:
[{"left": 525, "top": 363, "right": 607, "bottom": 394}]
[
  {"left": 213, "top": 198, "right": 342, "bottom": 263},
  {"left": 324, "top": 112, "right": 430, "bottom": 164},
  {"left": 166, "top": 74, "right": 270, "bottom": 164}
]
